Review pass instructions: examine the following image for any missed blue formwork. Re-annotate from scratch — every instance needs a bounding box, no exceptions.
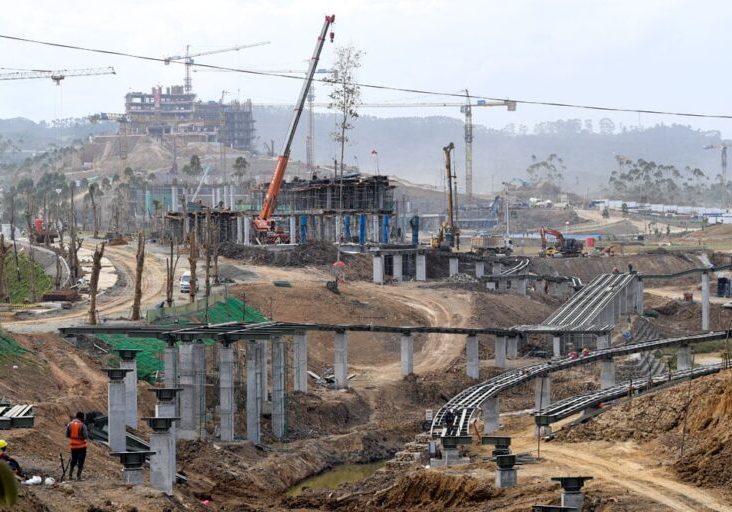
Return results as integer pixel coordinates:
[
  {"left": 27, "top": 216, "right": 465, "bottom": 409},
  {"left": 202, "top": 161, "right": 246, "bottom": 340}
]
[
  {"left": 359, "top": 213, "right": 367, "bottom": 245},
  {"left": 299, "top": 215, "right": 308, "bottom": 242}
]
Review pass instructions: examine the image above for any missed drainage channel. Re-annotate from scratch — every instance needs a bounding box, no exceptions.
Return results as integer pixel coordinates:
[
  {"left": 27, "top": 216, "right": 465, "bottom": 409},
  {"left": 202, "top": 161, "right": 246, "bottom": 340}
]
[{"left": 286, "top": 461, "right": 386, "bottom": 496}]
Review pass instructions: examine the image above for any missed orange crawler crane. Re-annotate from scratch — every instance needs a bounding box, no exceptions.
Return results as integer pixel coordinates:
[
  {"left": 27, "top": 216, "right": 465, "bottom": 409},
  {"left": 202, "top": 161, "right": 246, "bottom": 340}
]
[{"left": 253, "top": 14, "right": 336, "bottom": 243}]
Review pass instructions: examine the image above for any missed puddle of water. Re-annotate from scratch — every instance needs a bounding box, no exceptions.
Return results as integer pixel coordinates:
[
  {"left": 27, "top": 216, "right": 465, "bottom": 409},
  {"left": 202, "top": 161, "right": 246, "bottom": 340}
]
[{"left": 286, "top": 461, "right": 385, "bottom": 497}]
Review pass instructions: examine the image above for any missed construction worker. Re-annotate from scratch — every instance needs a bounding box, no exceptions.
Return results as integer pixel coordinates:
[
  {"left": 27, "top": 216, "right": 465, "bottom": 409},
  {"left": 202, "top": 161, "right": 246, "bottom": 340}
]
[
  {"left": 443, "top": 409, "right": 455, "bottom": 427},
  {"left": 65, "top": 412, "right": 88, "bottom": 480},
  {"left": 0, "top": 440, "right": 23, "bottom": 477}
]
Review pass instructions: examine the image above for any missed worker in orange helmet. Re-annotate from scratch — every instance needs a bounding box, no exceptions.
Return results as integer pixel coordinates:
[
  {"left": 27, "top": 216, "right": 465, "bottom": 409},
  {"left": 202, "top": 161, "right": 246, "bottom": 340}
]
[{"left": 65, "top": 412, "right": 89, "bottom": 480}]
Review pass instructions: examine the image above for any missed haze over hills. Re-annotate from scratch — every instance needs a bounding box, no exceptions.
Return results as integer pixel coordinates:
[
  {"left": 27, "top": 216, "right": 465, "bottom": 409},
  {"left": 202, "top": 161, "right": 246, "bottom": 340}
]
[{"left": 0, "top": 111, "right": 725, "bottom": 197}]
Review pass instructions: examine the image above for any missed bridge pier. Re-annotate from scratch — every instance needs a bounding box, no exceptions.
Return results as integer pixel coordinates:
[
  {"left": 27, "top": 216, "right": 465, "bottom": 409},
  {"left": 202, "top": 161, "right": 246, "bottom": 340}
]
[
  {"left": 495, "top": 336, "right": 507, "bottom": 369},
  {"left": 534, "top": 376, "right": 552, "bottom": 437},
  {"left": 293, "top": 333, "right": 308, "bottom": 392},
  {"left": 218, "top": 343, "right": 235, "bottom": 442},
  {"left": 482, "top": 397, "right": 500, "bottom": 433},
  {"left": 401, "top": 333, "right": 414, "bottom": 376},
  {"left": 596, "top": 334, "right": 609, "bottom": 350},
  {"left": 372, "top": 253, "right": 384, "bottom": 284},
  {"left": 416, "top": 253, "right": 427, "bottom": 281},
  {"left": 636, "top": 277, "right": 644, "bottom": 314},
  {"left": 466, "top": 335, "right": 479, "bottom": 378},
  {"left": 677, "top": 344, "right": 693, "bottom": 370},
  {"left": 334, "top": 331, "right": 349, "bottom": 388},
  {"left": 492, "top": 261, "right": 503, "bottom": 275},
  {"left": 449, "top": 257, "right": 459, "bottom": 277},
  {"left": 516, "top": 278, "right": 527, "bottom": 296},
  {"left": 475, "top": 261, "right": 485, "bottom": 278},
  {"left": 506, "top": 336, "right": 518, "bottom": 359},
  {"left": 552, "top": 335, "right": 562, "bottom": 358},
  {"left": 177, "top": 341, "right": 196, "bottom": 440},
  {"left": 272, "top": 337, "right": 286, "bottom": 439},
  {"left": 702, "top": 271, "right": 710, "bottom": 331},
  {"left": 600, "top": 357, "right": 616, "bottom": 389},
  {"left": 246, "top": 340, "right": 262, "bottom": 444},
  {"left": 392, "top": 254, "right": 403, "bottom": 282}
]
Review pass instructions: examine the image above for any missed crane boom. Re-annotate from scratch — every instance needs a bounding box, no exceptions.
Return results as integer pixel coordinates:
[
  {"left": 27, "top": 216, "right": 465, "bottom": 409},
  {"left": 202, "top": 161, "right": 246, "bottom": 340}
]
[
  {"left": 0, "top": 67, "right": 115, "bottom": 84},
  {"left": 254, "top": 14, "right": 335, "bottom": 233}
]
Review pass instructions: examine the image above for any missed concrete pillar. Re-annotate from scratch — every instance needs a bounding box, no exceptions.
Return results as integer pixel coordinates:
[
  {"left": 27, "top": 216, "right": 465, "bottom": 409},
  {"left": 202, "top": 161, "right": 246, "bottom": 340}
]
[
  {"left": 334, "top": 331, "right": 349, "bottom": 388},
  {"left": 177, "top": 342, "right": 195, "bottom": 440},
  {"left": 482, "top": 397, "right": 499, "bottom": 433},
  {"left": 230, "top": 185, "right": 235, "bottom": 210},
  {"left": 552, "top": 335, "right": 562, "bottom": 358},
  {"left": 466, "top": 335, "right": 479, "bottom": 379},
  {"left": 449, "top": 257, "right": 459, "bottom": 277},
  {"left": 219, "top": 344, "right": 235, "bottom": 442},
  {"left": 516, "top": 278, "right": 527, "bottom": 295},
  {"left": 372, "top": 254, "right": 384, "bottom": 284},
  {"left": 416, "top": 253, "right": 427, "bottom": 281},
  {"left": 506, "top": 336, "right": 518, "bottom": 359},
  {"left": 106, "top": 370, "right": 129, "bottom": 454},
  {"left": 171, "top": 186, "right": 179, "bottom": 213},
  {"left": 495, "top": 468, "right": 517, "bottom": 488},
  {"left": 372, "top": 215, "right": 379, "bottom": 243},
  {"left": 495, "top": 336, "right": 507, "bottom": 369},
  {"left": 289, "top": 216, "right": 297, "bottom": 243},
  {"left": 243, "top": 216, "right": 251, "bottom": 246},
  {"left": 486, "top": 281, "right": 496, "bottom": 291},
  {"left": 596, "top": 334, "right": 609, "bottom": 351},
  {"left": 534, "top": 376, "right": 551, "bottom": 410},
  {"left": 163, "top": 344, "right": 178, "bottom": 389},
  {"left": 118, "top": 353, "right": 138, "bottom": 429},
  {"left": 293, "top": 333, "right": 308, "bottom": 392},
  {"left": 259, "top": 339, "right": 268, "bottom": 404},
  {"left": 562, "top": 491, "right": 585, "bottom": 510},
  {"left": 636, "top": 277, "right": 644, "bottom": 314},
  {"left": 400, "top": 334, "right": 414, "bottom": 376},
  {"left": 272, "top": 337, "right": 286, "bottom": 439},
  {"left": 678, "top": 344, "right": 692, "bottom": 370},
  {"left": 246, "top": 340, "right": 261, "bottom": 444},
  {"left": 392, "top": 254, "right": 403, "bottom": 282},
  {"left": 123, "top": 465, "right": 144, "bottom": 485},
  {"left": 192, "top": 341, "right": 206, "bottom": 438},
  {"left": 702, "top": 271, "right": 710, "bottom": 331},
  {"left": 600, "top": 358, "right": 616, "bottom": 389},
  {"left": 149, "top": 430, "right": 173, "bottom": 495},
  {"left": 475, "top": 261, "right": 485, "bottom": 278},
  {"left": 153, "top": 393, "right": 178, "bottom": 485}
]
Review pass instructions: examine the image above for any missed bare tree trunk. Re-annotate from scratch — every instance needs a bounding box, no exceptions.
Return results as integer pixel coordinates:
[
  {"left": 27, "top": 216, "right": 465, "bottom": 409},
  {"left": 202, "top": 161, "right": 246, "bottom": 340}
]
[
  {"left": 188, "top": 231, "right": 198, "bottom": 304},
  {"left": 90, "top": 188, "right": 99, "bottom": 238},
  {"left": 88, "top": 242, "right": 106, "bottom": 325},
  {"left": 0, "top": 235, "right": 9, "bottom": 303},
  {"left": 54, "top": 252, "right": 62, "bottom": 290},
  {"left": 165, "top": 239, "right": 180, "bottom": 307},
  {"left": 213, "top": 216, "right": 220, "bottom": 284},
  {"left": 131, "top": 231, "right": 145, "bottom": 320},
  {"left": 28, "top": 245, "right": 36, "bottom": 303},
  {"left": 68, "top": 182, "right": 79, "bottom": 280},
  {"left": 205, "top": 210, "right": 211, "bottom": 298}
]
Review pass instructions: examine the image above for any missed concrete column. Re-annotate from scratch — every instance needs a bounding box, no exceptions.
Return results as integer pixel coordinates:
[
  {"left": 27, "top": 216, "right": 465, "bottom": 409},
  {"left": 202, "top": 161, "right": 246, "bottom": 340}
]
[
  {"left": 163, "top": 345, "right": 178, "bottom": 389},
  {"left": 293, "top": 333, "right": 308, "bottom": 392},
  {"left": 192, "top": 341, "right": 206, "bottom": 438},
  {"left": 123, "top": 465, "right": 144, "bottom": 485},
  {"left": 392, "top": 254, "right": 403, "bottom": 282},
  {"left": 636, "top": 277, "right": 644, "bottom": 314},
  {"left": 552, "top": 335, "right": 562, "bottom": 358},
  {"left": 492, "top": 261, "right": 503, "bottom": 275},
  {"left": 272, "top": 337, "right": 286, "bottom": 439},
  {"left": 372, "top": 254, "right": 384, "bottom": 284},
  {"left": 678, "top": 344, "right": 692, "bottom": 370},
  {"left": 219, "top": 344, "right": 235, "bottom": 442},
  {"left": 495, "top": 336, "right": 507, "bottom": 369},
  {"left": 600, "top": 358, "right": 616, "bottom": 389},
  {"left": 702, "top": 272, "right": 710, "bottom": 331},
  {"left": 259, "top": 339, "right": 268, "bottom": 404},
  {"left": 475, "top": 261, "right": 485, "bottom": 278},
  {"left": 416, "top": 253, "right": 427, "bottom": 281},
  {"left": 486, "top": 281, "right": 497, "bottom": 291},
  {"left": 466, "top": 335, "right": 479, "bottom": 379},
  {"left": 289, "top": 216, "right": 297, "bottom": 243},
  {"left": 495, "top": 467, "right": 517, "bottom": 488},
  {"left": 372, "top": 215, "right": 379, "bottom": 243},
  {"left": 596, "top": 334, "right": 610, "bottom": 350},
  {"left": 506, "top": 336, "right": 518, "bottom": 359},
  {"left": 149, "top": 430, "right": 173, "bottom": 495},
  {"left": 534, "top": 376, "right": 551, "bottom": 410},
  {"left": 449, "top": 257, "right": 459, "bottom": 277},
  {"left": 482, "top": 397, "right": 499, "bottom": 433},
  {"left": 171, "top": 186, "right": 179, "bottom": 213},
  {"left": 246, "top": 340, "right": 261, "bottom": 444},
  {"left": 516, "top": 279, "right": 527, "bottom": 295},
  {"left": 243, "top": 217, "right": 251, "bottom": 246},
  {"left": 119, "top": 356, "right": 138, "bottom": 429},
  {"left": 562, "top": 491, "right": 585, "bottom": 510},
  {"left": 177, "top": 342, "right": 195, "bottom": 440},
  {"left": 153, "top": 395, "right": 177, "bottom": 485},
  {"left": 334, "top": 331, "right": 349, "bottom": 388},
  {"left": 107, "top": 372, "right": 129, "bottom": 453},
  {"left": 400, "top": 334, "right": 414, "bottom": 376}
]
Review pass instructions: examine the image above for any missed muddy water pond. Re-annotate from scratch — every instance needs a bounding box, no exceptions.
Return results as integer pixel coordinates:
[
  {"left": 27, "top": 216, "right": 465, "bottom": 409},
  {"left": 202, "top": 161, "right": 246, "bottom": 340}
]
[{"left": 286, "top": 461, "right": 386, "bottom": 496}]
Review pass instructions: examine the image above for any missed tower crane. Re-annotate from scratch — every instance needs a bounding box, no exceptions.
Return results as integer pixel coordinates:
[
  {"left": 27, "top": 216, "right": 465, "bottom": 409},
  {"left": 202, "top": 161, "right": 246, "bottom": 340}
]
[
  {"left": 259, "top": 99, "right": 516, "bottom": 199},
  {"left": 164, "top": 41, "right": 270, "bottom": 93},
  {"left": 0, "top": 67, "right": 115, "bottom": 84},
  {"left": 255, "top": 14, "right": 335, "bottom": 242}
]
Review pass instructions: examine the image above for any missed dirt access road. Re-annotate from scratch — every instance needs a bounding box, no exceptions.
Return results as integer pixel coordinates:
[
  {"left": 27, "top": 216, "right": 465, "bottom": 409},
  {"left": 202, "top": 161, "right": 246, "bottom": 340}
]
[
  {"left": 576, "top": 208, "right": 692, "bottom": 235},
  {"left": 510, "top": 421, "right": 730, "bottom": 511}
]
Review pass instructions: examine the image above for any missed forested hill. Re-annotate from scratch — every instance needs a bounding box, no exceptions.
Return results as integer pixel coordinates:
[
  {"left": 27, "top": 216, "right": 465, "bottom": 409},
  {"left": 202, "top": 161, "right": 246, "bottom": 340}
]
[{"left": 253, "top": 106, "right": 725, "bottom": 194}]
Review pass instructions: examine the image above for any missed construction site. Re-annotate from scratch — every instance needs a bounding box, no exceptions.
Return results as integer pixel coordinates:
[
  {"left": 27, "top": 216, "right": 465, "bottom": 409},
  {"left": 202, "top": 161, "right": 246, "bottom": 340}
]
[{"left": 1, "top": 6, "right": 732, "bottom": 512}]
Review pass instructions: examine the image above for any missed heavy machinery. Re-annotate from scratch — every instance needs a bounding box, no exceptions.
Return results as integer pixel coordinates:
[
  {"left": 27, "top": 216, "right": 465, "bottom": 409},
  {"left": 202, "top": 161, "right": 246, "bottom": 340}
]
[
  {"left": 470, "top": 234, "right": 512, "bottom": 255},
  {"left": 254, "top": 15, "right": 335, "bottom": 243},
  {"left": 600, "top": 244, "right": 624, "bottom": 256},
  {"left": 431, "top": 142, "right": 460, "bottom": 250},
  {"left": 539, "top": 226, "right": 583, "bottom": 257}
]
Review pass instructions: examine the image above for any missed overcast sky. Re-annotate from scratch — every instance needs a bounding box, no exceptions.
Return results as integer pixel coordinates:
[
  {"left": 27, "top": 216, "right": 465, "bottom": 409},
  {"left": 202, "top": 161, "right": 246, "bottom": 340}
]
[{"left": 0, "top": 0, "right": 730, "bottom": 137}]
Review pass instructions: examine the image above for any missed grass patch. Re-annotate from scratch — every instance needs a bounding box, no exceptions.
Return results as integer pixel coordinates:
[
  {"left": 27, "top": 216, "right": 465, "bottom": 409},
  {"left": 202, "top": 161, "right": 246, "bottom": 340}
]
[
  {"left": 4, "top": 251, "right": 53, "bottom": 303},
  {"left": 0, "top": 334, "right": 28, "bottom": 363}
]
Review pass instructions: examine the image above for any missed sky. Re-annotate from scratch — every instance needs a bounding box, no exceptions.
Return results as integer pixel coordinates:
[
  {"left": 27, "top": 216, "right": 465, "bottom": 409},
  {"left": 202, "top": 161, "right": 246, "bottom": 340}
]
[{"left": 0, "top": 0, "right": 731, "bottom": 137}]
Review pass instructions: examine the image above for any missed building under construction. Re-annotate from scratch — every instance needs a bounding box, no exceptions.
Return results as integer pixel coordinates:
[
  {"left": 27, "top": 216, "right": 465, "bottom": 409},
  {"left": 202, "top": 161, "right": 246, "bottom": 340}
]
[{"left": 124, "top": 85, "right": 255, "bottom": 151}]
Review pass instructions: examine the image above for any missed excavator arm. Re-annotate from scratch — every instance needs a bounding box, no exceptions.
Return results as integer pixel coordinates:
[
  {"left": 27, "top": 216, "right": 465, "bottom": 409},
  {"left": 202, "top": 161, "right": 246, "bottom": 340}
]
[{"left": 539, "top": 226, "right": 564, "bottom": 250}]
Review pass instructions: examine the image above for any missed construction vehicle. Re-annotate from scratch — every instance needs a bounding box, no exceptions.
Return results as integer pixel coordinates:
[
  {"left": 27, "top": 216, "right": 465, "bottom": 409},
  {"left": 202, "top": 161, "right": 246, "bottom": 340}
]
[
  {"left": 470, "top": 234, "right": 512, "bottom": 255},
  {"left": 253, "top": 15, "right": 335, "bottom": 244},
  {"left": 431, "top": 142, "right": 460, "bottom": 250},
  {"left": 600, "top": 244, "right": 625, "bottom": 256},
  {"left": 33, "top": 218, "right": 57, "bottom": 244},
  {"left": 539, "top": 226, "right": 583, "bottom": 257}
]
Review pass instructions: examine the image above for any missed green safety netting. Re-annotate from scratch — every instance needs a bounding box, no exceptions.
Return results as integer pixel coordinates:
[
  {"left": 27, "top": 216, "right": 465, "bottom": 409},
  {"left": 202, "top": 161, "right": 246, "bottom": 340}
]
[
  {"left": 0, "top": 335, "right": 28, "bottom": 359},
  {"left": 97, "top": 297, "right": 267, "bottom": 382}
]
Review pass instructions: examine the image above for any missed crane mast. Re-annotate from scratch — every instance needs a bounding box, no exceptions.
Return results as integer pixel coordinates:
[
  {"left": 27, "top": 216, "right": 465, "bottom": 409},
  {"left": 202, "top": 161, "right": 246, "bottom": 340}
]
[{"left": 254, "top": 14, "right": 335, "bottom": 234}]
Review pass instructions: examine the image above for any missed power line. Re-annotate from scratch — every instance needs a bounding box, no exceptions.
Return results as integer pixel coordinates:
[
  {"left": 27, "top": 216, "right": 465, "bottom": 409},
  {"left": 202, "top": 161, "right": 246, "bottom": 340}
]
[{"left": 1, "top": 32, "right": 732, "bottom": 120}]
